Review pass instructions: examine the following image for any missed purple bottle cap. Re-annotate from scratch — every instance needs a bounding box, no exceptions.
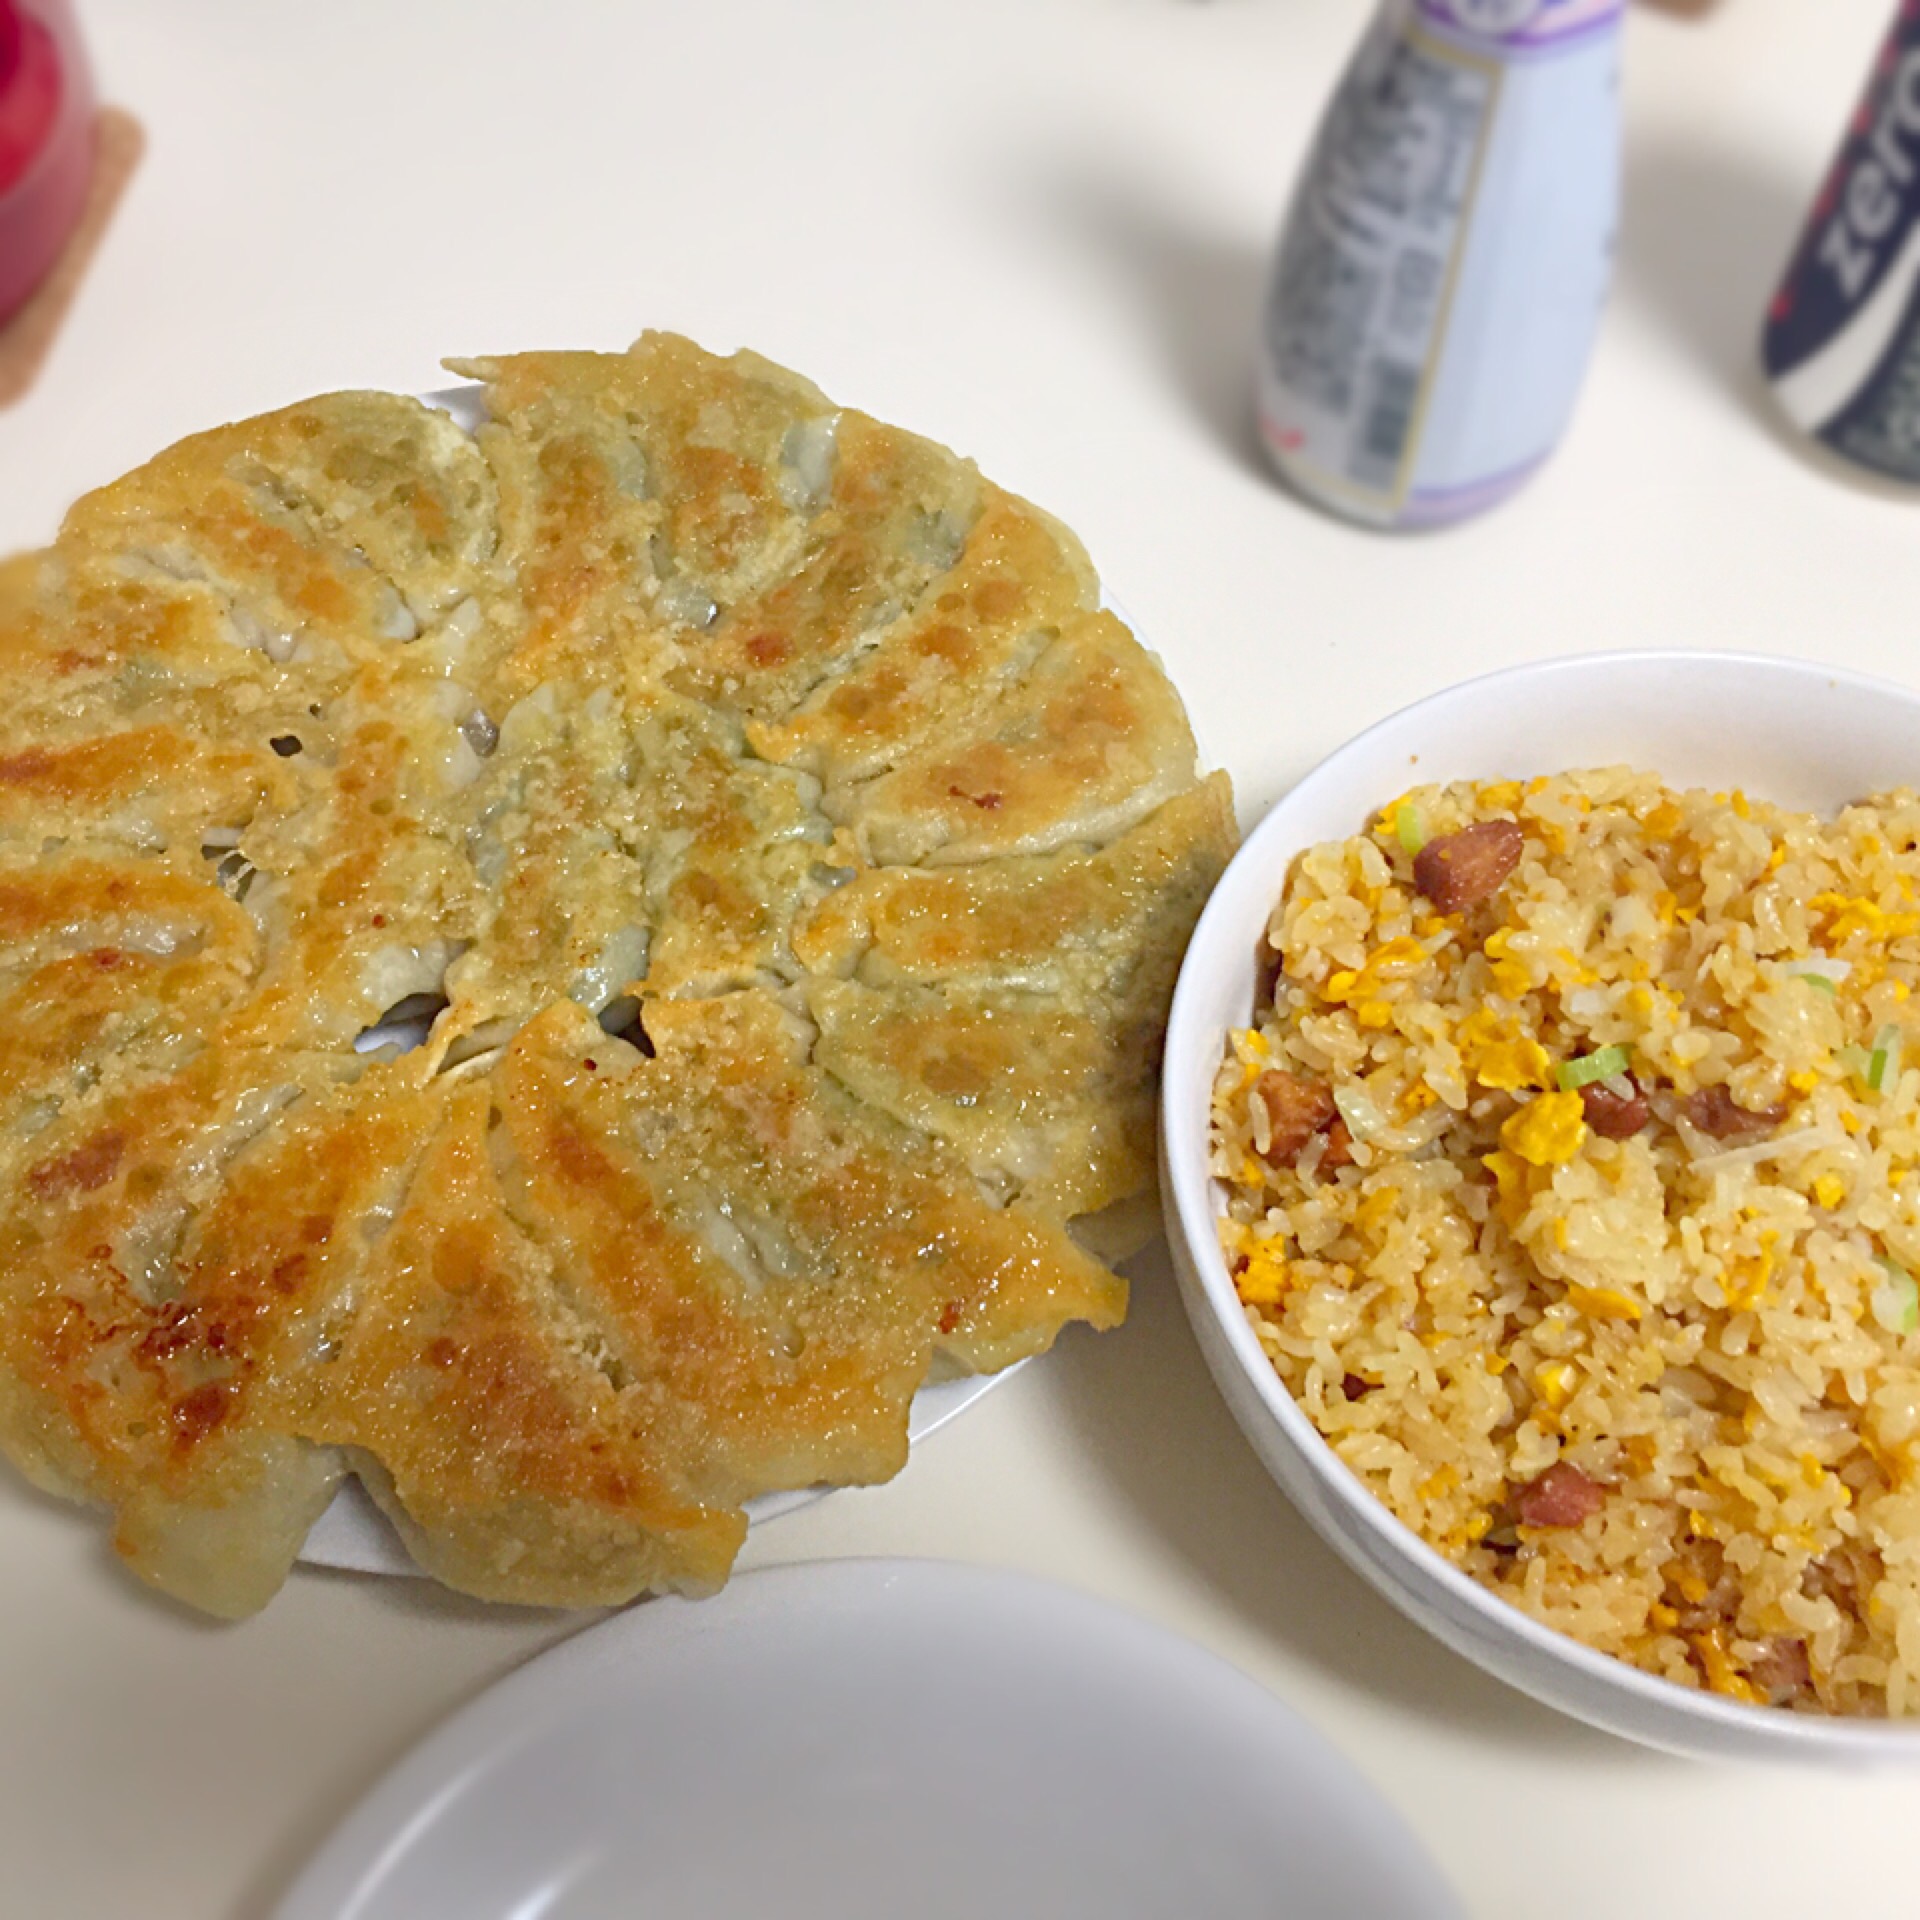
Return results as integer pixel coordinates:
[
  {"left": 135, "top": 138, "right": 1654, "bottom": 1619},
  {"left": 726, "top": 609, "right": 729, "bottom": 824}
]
[{"left": 1414, "top": 0, "right": 1623, "bottom": 52}]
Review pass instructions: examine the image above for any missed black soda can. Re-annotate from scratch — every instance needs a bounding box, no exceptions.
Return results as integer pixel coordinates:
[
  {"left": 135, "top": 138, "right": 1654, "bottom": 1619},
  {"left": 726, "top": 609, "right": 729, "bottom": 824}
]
[{"left": 1764, "top": 1, "right": 1920, "bottom": 485}]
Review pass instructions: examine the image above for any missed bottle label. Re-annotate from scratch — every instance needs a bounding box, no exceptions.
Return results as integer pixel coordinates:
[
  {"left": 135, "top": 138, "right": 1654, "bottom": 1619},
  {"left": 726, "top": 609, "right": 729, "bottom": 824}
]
[
  {"left": 1259, "top": 0, "right": 1620, "bottom": 527},
  {"left": 1764, "top": 4, "right": 1920, "bottom": 483},
  {"left": 1259, "top": 15, "right": 1499, "bottom": 515}
]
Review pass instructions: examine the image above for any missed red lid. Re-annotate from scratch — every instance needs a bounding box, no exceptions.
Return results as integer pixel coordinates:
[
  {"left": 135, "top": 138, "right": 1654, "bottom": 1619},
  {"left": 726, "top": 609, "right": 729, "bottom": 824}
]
[{"left": 0, "top": 2, "right": 63, "bottom": 197}]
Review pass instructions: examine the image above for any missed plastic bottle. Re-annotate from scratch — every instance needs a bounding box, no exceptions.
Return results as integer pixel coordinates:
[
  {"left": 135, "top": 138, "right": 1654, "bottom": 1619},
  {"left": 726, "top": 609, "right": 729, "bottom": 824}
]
[
  {"left": 1256, "top": 0, "right": 1623, "bottom": 531},
  {"left": 0, "top": 0, "right": 95, "bottom": 327},
  {"left": 1762, "top": 3, "right": 1920, "bottom": 489}
]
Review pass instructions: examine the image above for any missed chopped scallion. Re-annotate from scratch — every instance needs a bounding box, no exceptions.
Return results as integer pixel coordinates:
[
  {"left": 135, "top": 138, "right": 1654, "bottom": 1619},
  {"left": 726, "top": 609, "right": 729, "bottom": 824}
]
[
  {"left": 1799, "top": 973, "right": 1838, "bottom": 997},
  {"left": 1557, "top": 1044, "right": 1632, "bottom": 1092},
  {"left": 1869, "top": 1025, "right": 1903, "bottom": 1094},
  {"left": 1871, "top": 1258, "right": 1920, "bottom": 1336},
  {"left": 1840, "top": 1045, "right": 1874, "bottom": 1091},
  {"left": 1395, "top": 804, "right": 1428, "bottom": 856}
]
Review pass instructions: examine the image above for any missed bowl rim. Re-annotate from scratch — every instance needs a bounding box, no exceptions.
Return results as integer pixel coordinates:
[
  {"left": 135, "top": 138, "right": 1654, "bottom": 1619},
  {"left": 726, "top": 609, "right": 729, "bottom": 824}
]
[{"left": 1161, "top": 646, "right": 1920, "bottom": 1754}]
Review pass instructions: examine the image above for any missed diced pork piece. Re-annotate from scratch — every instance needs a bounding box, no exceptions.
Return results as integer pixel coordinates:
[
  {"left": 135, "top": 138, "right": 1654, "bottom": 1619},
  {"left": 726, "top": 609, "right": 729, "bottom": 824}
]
[
  {"left": 1514, "top": 1461, "right": 1605, "bottom": 1528},
  {"left": 1581, "top": 1075, "right": 1650, "bottom": 1139},
  {"left": 1414, "top": 820, "right": 1524, "bottom": 913},
  {"left": 1255, "top": 1069, "right": 1336, "bottom": 1166},
  {"left": 1687, "top": 1085, "right": 1788, "bottom": 1139}
]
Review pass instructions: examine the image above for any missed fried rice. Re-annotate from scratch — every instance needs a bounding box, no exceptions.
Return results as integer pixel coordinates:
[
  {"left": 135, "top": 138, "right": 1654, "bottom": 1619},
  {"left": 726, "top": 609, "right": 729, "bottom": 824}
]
[{"left": 1210, "top": 769, "right": 1920, "bottom": 1716}]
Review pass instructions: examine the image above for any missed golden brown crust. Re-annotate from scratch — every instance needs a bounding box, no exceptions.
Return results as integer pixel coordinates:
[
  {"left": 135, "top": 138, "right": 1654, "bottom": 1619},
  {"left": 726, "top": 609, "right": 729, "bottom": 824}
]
[
  {"left": 0, "top": 334, "right": 1233, "bottom": 1614},
  {"left": 745, "top": 485, "right": 1098, "bottom": 785},
  {"left": 831, "top": 611, "right": 1201, "bottom": 866}
]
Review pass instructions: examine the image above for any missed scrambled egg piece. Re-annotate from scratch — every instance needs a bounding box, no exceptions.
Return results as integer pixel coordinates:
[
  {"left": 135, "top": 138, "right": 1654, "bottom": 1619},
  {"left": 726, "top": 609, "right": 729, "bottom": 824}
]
[
  {"left": 1814, "top": 893, "right": 1920, "bottom": 943},
  {"left": 1457, "top": 1007, "right": 1551, "bottom": 1091},
  {"left": 1325, "top": 936, "right": 1430, "bottom": 1029},
  {"left": 1481, "top": 1148, "right": 1532, "bottom": 1229},
  {"left": 1483, "top": 928, "right": 1533, "bottom": 999},
  {"left": 1236, "top": 1239, "right": 1291, "bottom": 1306},
  {"left": 1499, "top": 1091, "right": 1589, "bottom": 1167},
  {"left": 1567, "top": 1283, "right": 1643, "bottom": 1324},
  {"left": 1722, "top": 1236, "right": 1778, "bottom": 1313},
  {"left": 1534, "top": 1359, "right": 1579, "bottom": 1409}
]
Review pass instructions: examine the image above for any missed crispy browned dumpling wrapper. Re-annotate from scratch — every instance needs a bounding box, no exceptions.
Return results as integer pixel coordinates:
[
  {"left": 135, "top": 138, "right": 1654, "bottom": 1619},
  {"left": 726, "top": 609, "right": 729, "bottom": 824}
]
[{"left": 0, "top": 334, "right": 1235, "bottom": 1615}]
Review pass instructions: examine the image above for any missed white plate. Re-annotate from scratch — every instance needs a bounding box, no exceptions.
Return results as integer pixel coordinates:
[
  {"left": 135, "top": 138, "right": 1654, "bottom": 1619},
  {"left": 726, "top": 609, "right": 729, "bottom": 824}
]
[{"left": 274, "top": 1558, "right": 1460, "bottom": 1920}]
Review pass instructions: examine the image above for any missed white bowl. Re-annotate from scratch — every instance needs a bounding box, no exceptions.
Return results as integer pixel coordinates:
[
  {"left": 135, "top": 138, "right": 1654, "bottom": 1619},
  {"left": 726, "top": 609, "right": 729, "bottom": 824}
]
[{"left": 1160, "top": 649, "right": 1920, "bottom": 1763}]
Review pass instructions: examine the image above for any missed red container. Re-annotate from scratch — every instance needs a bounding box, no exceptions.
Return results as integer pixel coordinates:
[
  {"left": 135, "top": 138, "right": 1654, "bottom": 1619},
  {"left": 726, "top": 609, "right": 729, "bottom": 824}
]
[{"left": 0, "top": 0, "right": 94, "bottom": 325}]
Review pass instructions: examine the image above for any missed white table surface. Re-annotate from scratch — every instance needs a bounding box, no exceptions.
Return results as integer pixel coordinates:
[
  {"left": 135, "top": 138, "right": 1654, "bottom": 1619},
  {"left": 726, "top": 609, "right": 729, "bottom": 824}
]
[{"left": 4, "top": 1, "right": 1916, "bottom": 1913}]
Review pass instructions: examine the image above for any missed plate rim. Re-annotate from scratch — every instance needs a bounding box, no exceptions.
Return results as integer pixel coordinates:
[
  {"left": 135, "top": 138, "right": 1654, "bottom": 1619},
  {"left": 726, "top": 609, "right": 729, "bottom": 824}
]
[{"left": 272, "top": 1555, "right": 1462, "bottom": 1920}]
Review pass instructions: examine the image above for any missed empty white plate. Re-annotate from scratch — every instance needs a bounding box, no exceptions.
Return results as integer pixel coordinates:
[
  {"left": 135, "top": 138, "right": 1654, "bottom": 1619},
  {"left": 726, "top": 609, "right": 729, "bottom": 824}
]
[{"left": 275, "top": 1559, "right": 1459, "bottom": 1920}]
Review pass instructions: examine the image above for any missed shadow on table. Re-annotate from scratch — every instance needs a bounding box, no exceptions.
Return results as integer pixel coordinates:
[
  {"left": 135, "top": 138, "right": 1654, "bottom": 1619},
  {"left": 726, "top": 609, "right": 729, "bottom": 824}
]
[
  {"left": 0, "top": 1465, "right": 261, "bottom": 1641},
  {"left": 0, "top": 1482, "right": 587, "bottom": 1919},
  {"left": 228, "top": 1664, "right": 448, "bottom": 1920},
  {"left": 232, "top": 1568, "right": 592, "bottom": 1920},
  {"left": 1005, "top": 157, "right": 1274, "bottom": 485},
  {"left": 0, "top": 1451, "right": 579, "bottom": 1630},
  {"left": 1612, "top": 131, "right": 1808, "bottom": 442},
  {"left": 1051, "top": 1234, "right": 1654, "bottom": 1767},
  {"left": 1022, "top": 129, "right": 1815, "bottom": 480}
]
